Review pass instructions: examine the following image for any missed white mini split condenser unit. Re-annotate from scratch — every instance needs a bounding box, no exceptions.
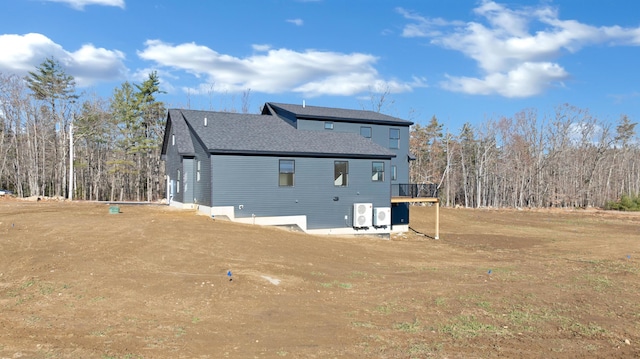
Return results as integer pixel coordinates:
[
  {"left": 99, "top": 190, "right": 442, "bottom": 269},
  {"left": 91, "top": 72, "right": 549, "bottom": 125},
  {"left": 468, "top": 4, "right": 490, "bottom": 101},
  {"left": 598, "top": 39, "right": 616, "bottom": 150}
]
[
  {"left": 373, "top": 207, "right": 391, "bottom": 227},
  {"left": 352, "top": 203, "right": 373, "bottom": 227}
]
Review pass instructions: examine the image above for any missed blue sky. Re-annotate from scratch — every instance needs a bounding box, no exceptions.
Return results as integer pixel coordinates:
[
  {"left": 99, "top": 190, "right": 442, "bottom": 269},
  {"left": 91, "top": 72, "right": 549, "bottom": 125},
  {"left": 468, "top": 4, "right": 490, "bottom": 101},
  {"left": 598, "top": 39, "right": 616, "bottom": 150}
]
[{"left": 1, "top": 0, "right": 639, "bottom": 132}]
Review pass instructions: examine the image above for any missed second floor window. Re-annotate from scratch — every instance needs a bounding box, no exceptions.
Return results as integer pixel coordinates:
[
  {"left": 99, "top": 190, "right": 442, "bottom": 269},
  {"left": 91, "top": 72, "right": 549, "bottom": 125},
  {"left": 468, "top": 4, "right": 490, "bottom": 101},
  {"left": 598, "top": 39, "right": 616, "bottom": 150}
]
[
  {"left": 389, "top": 128, "right": 400, "bottom": 149},
  {"left": 334, "top": 161, "right": 348, "bottom": 186},
  {"left": 324, "top": 122, "right": 334, "bottom": 130},
  {"left": 279, "top": 159, "right": 295, "bottom": 186},
  {"left": 372, "top": 162, "right": 384, "bottom": 182},
  {"left": 391, "top": 165, "right": 397, "bottom": 181},
  {"left": 360, "top": 126, "right": 372, "bottom": 138}
]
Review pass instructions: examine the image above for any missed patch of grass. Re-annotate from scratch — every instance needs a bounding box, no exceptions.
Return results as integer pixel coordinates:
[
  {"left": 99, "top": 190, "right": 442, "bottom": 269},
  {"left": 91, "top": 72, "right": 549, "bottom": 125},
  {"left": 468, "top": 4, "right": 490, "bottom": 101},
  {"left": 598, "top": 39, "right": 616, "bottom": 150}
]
[
  {"left": 477, "top": 301, "right": 491, "bottom": 309},
  {"left": 394, "top": 318, "right": 422, "bottom": 333},
  {"left": 91, "top": 327, "right": 112, "bottom": 337},
  {"left": 504, "top": 305, "right": 568, "bottom": 333},
  {"left": 15, "top": 294, "right": 34, "bottom": 305},
  {"left": 583, "top": 274, "right": 613, "bottom": 292},
  {"left": 584, "top": 344, "right": 601, "bottom": 352},
  {"left": 349, "top": 271, "right": 368, "bottom": 278},
  {"left": 589, "top": 260, "right": 639, "bottom": 275},
  {"left": 434, "top": 297, "right": 447, "bottom": 306},
  {"left": 39, "top": 283, "right": 54, "bottom": 296},
  {"left": 440, "top": 315, "right": 499, "bottom": 339},
  {"left": 25, "top": 315, "right": 42, "bottom": 326},
  {"left": 569, "top": 322, "right": 608, "bottom": 338},
  {"left": 21, "top": 279, "right": 36, "bottom": 289},
  {"left": 407, "top": 342, "right": 442, "bottom": 358},
  {"left": 374, "top": 302, "right": 407, "bottom": 315},
  {"left": 310, "top": 271, "right": 326, "bottom": 277},
  {"left": 174, "top": 326, "right": 186, "bottom": 337},
  {"left": 319, "top": 280, "right": 352, "bottom": 289},
  {"left": 507, "top": 309, "right": 536, "bottom": 331}
]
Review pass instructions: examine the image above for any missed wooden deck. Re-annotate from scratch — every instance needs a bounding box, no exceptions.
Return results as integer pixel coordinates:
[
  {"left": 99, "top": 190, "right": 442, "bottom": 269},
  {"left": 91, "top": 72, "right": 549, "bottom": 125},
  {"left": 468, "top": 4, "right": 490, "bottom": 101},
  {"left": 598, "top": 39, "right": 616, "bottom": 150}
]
[{"left": 391, "top": 196, "right": 439, "bottom": 204}]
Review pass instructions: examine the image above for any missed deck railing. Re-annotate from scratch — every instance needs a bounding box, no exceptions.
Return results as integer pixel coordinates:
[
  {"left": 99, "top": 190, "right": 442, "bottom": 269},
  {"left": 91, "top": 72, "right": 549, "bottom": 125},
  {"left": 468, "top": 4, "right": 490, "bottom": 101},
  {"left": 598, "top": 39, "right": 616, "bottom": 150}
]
[{"left": 392, "top": 183, "right": 439, "bottom": 198}]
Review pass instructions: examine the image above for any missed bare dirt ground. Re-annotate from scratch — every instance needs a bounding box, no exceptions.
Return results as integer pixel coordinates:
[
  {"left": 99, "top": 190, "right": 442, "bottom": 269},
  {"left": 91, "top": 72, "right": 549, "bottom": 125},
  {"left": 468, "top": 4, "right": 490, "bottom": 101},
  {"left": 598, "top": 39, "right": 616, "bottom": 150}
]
[{"left": 1, "top": 198, "right": 639, "bottom": 359}]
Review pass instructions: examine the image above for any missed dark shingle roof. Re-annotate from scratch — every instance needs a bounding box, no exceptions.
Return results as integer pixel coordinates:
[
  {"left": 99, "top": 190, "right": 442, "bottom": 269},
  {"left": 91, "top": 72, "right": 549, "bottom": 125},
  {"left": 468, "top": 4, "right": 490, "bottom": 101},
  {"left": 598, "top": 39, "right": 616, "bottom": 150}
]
[
  {"left": 265, "top": 102, "right": 413, "bottom": 126},
  {"left": 168, "top": 109, "right": 395, "bottom": 159},
  {"left": 162, "top": 109, "right": 195, "bottom": 156}
]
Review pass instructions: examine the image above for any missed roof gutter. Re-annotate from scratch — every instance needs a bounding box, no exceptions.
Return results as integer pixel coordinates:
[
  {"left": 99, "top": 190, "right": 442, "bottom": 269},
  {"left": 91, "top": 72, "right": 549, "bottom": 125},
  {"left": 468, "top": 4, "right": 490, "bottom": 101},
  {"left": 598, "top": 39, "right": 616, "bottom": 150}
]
[{"left": 208, "top": 149, "right": 395, "bottom": 159}]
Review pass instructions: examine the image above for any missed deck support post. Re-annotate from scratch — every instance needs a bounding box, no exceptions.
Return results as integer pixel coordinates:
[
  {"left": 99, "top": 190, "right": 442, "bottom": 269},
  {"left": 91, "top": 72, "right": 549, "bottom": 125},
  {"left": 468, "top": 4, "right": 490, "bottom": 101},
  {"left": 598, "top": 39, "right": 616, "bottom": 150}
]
[{"left": 435, "top": 199, "right": 439, "bottom": 240}]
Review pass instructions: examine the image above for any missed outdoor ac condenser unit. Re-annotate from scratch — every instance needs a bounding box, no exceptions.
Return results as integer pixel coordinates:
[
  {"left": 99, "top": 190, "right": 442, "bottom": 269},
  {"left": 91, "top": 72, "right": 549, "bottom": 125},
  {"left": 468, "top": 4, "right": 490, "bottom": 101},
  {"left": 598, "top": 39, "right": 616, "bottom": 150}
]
[
  {"left": 352, "top": 203, "right": 373, "bottom": 227},
  {"left": 373, "top": 207, "right": 391, "bottom": 226}
]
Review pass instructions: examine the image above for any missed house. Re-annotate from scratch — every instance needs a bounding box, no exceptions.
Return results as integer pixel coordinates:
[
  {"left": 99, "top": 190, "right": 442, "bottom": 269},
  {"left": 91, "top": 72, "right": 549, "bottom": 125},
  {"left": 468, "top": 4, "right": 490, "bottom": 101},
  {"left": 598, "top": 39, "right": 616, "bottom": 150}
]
[{"left": 160, "top": 102, "right": 437, "bottom": 236}]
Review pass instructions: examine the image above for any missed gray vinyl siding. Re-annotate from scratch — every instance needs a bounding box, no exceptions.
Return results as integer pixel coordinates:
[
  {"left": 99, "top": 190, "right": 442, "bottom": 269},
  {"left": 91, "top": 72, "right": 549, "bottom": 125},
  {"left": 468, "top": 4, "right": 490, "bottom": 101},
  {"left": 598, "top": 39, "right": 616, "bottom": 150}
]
[
  {"left": 191, "top": 132, "right": 212, "bottom": 207},
  {"left": 164, "top": 128, "right": 182, "bottom": 203},
  {"left": 211, "top": 155, "right": 390, "bottom": 229},
  {"left": 297, "top": 119, "right": 410, "bottom": 184}
]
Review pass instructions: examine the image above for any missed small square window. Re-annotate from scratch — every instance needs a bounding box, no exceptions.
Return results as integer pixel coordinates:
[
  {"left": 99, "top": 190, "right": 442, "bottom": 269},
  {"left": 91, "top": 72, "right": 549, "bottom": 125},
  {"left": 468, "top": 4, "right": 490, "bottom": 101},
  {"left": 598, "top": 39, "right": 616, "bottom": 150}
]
[
  {"left": 324, "top": 122, "right": 334, "bottom": 130},
  {"left": 360, "top": 126, "right": 372, "bottom": 138},
  {"left": 372, "top": 162, "right": 384, "bottom": 182},
  {"left": 279, "top": 159, "right": 295, "bottom": 186}
]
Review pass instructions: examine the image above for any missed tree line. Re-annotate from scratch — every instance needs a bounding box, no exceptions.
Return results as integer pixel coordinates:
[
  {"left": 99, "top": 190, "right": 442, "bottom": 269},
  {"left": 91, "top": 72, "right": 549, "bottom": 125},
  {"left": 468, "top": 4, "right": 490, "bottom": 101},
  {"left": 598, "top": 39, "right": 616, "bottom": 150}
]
[
  {"left": 0, "top": 58, "right": 166, "bottom": 201},
  {"left": 409, "top": 105, "right": 639, "bottom": 209},
  {"left": 1, "top": 59, "right": 637, "bottom": 208}
]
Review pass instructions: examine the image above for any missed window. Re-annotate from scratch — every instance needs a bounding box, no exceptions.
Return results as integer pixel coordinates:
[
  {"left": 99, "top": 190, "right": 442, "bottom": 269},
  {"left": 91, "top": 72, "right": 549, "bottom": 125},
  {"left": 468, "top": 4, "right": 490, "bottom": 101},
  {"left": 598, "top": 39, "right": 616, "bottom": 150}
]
[
  {"left": 176, "top": 169, "right": 181, "bottom": 193},
  {"left": 391, "top": 165, "right": 397, "bottom": 181},
  {"left": 372, "top": 162, "right": 384, "bottom": 182},
  {"left": 324, "top": 122, "right": 334, "bottom": 130},
  {"left": 360, "top": 126, "right": 372, "bottom": 138},
  {"left": 171, "top": 134, "right": 175, "bottom": 146},
  {"left": 279, "top": 159, "right": 295, "bottom": 186},
  {"left": 196, "top": 160, "right": 201, "bottom": 182},
  {"left": 334, "top": 161, "right": 348, "bottom": 186},
  {"left": 389, "top": 128, "right": 400, "bottom": 149}
]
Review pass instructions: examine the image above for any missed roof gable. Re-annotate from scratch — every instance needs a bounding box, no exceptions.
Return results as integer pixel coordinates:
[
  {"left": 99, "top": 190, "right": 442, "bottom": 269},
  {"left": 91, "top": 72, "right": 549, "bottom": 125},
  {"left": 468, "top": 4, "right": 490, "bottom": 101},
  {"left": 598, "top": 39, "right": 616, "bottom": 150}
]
[
  {"left": 162, "top": 109, "right": 195, "bottom": 156},
  {"left": 265, "top": 102, "right": 413, "bottom": 126}
]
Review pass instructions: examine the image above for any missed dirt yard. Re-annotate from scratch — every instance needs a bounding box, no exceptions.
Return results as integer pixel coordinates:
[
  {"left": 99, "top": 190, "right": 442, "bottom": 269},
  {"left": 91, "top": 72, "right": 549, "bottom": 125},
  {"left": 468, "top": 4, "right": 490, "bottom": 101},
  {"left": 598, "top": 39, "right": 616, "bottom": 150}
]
[{"left": 0, "top": 198, "right": 639, "bottom": 359}]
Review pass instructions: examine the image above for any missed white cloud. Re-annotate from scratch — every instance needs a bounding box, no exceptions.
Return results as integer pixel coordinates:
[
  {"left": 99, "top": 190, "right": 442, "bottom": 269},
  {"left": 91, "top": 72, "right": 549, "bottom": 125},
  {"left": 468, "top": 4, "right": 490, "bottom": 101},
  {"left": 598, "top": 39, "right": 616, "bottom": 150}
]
[
  {"left": 252, "top": 44, "right": 272, "bottom": 52},
  {"left": 286, "top": 19, "right": 304, "bottom": 26},
  {"left": 442, "top": 62, "right": 568, "bottom": 98},
  {"left": 138, "top": 39, "right": 425, "bottom": 97},
  {"left": 42, "top": 0, "right": 125, "bottom": 10},
  {"left": 395, "top": 7, "right": 463, "bottom": 38},
  {"left": 0, "top": 33, "right": 127, "bottom": 87},
  {"left": 399, "top": 0, "right": 640, "bottom": 97}
]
